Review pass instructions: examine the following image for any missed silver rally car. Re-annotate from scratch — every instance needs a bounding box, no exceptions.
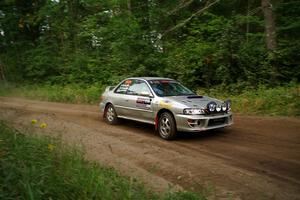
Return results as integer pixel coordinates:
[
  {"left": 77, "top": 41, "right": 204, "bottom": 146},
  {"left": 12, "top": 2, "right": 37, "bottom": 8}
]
[{"left": 100, "top": 77, "right": 233, "bottom": 140}]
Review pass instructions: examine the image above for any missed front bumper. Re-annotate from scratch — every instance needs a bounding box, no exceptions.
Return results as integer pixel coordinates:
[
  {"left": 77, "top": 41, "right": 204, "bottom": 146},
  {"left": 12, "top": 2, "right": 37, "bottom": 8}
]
[
  {"left": 99, "top": 102, "right": 105, "bottom": 113},
  {"left": 175, "top": 112, "right": 233, "bottom": 132}
]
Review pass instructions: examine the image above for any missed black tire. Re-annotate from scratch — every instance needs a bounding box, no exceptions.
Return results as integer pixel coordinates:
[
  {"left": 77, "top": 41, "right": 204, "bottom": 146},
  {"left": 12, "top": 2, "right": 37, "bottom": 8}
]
[
  {"left": 104, "top": 104, "right": 119, "bottom": 125},
  {"left": 158, "top": 112, "right": 177, "bottom": 140}
]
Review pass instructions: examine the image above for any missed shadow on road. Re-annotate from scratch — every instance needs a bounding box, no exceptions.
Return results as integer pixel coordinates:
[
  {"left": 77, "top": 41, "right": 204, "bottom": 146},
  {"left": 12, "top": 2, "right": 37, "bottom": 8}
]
[{"left": 116, "top": 118, "right": 231, "bottom": 141}]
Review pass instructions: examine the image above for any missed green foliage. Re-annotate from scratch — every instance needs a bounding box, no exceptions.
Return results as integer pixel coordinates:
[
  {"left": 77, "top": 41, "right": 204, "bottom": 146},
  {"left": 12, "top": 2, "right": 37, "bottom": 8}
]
[
  {"left": 161, "top": 11, "right": 285, "bottom": 89},
  {"left": 0, "top": 121, "right": 206, "bottom": 200},
  {"left": 0, "top": 0, "right": 299, "bottom": 114},
  {"left": 1, "top": 82, "right": 299, "bottom": 116},
  {"left": 198, "top": 83, "right": 300, "bottom": 116},
  {"left": 0, "top": 82, "right": 105, "bottom": 104}
]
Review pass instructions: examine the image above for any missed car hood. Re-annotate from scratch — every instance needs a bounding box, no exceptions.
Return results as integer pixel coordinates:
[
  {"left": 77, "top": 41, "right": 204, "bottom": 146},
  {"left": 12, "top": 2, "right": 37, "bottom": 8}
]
[{"left": 165, "top": 95, "right": 223, "bottom": 109}]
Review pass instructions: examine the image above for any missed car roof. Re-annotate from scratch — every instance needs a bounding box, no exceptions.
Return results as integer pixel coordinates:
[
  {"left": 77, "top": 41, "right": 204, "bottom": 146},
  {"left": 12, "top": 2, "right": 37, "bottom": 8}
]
[{"left": 128, "top": 77, "right": 174, "bottom": 81}]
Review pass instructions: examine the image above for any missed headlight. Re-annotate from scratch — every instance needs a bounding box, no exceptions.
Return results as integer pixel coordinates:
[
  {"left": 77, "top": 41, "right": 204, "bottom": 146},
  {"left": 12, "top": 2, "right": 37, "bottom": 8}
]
[{"left": 183, "top": 108, "right": 205, "bottom": 115}]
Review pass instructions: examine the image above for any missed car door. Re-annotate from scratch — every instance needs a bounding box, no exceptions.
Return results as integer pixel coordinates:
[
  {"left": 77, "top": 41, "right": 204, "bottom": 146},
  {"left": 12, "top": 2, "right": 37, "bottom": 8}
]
[
  {"left": 125, "top": 79, "right": 155, "bottom": 123},
  {"left": 112, "top": 79, "right": 133, "bottom": 116}
]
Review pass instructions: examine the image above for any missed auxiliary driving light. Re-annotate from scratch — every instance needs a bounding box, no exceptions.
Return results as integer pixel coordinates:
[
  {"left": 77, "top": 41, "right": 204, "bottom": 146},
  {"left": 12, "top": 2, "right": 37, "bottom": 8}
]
[
  {"left": 207, "top": 101, "right": 217, "bottom": 112},
  {"left": 216, "top": 105, "right": 221, "bottom": 112},
  {"left": 222, "top": 103, "right": 227, "bottom": 111}
]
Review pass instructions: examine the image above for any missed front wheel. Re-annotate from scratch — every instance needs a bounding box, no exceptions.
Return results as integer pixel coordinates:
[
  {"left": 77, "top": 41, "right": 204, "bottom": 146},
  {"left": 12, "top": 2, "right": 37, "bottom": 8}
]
[
  {"left": 105, "top": 104, "right": 119, "bottom": 125},
  {"left": 158, "top": 112, "right": 177, "bottom": 140}
]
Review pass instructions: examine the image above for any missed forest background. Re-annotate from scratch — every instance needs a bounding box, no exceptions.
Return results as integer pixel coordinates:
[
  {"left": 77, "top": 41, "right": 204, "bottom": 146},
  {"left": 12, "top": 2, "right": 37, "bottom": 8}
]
[{"left": 0, "top": 0, "right": 299, "bottom": 116}]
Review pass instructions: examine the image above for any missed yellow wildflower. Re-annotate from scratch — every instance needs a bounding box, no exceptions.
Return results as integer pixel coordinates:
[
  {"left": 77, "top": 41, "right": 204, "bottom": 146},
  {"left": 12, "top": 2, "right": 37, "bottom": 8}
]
[
  {"left": 40, "top": 122, "right": 47, "bottom": 128},
  {"left": 31, "top": 119, "right": 38, "bottom": 125},
  {"left": 48, "top": 144, "right": 55, "bottom": 151}
]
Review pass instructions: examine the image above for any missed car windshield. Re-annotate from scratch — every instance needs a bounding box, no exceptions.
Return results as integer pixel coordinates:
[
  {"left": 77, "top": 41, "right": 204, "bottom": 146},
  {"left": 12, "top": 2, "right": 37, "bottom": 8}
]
[{"left": 148, "top": 80, "right": 195, "bottom": 97}]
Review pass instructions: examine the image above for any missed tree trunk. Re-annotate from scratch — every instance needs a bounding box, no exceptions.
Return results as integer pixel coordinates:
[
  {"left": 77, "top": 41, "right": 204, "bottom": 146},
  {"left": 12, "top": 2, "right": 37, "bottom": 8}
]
[
  {"left": 127, "top": 0, "right": 132, "bottom": 14},
  {"left": 261, "top": 0, "right": 277, "bottom": 51},
  {"left": 161, "top": 0, "right": 220, "bottom": 38},
  {"left": 246, "top": 0, "right": 250, "bottom": 44},
  {"left": 0, "top": 62, "right": 6, "bottom": 81}
]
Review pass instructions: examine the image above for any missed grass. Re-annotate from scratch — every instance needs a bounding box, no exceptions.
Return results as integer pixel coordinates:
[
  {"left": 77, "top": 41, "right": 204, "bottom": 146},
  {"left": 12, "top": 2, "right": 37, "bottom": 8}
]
[
  {"left": 198, "top": 83, "right": 300, "bottom": 116},
  {"left": 0, "top": 81, "right": 299, "bottom": 116},
  {"left": 0, "top": 82, "right": 104, "bottom": 104},
  {"left": 0, "top": 121, "right": 206, "bottom": 200}
]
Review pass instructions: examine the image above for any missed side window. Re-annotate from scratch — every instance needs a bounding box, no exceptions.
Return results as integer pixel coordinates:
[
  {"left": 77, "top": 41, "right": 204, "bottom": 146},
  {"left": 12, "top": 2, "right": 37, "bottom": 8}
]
[
  {"left": 115, "top": 79, "right": 132, "bottom": 94},
  {"left": 127, "top": 80, "right": 152, "bottom": 96}
]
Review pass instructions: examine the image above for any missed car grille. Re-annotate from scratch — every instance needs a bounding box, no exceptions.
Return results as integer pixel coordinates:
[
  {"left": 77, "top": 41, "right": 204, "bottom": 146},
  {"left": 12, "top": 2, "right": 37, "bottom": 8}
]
[{"left": 208, "top": 117, "right": 227, "bottom": 127}]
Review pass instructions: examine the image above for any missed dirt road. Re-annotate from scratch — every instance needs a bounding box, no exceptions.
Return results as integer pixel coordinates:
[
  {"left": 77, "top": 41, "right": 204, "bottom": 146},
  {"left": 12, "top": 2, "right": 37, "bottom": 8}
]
[{"left": 0, "top": 97, "right": 299, "bottom": 199}]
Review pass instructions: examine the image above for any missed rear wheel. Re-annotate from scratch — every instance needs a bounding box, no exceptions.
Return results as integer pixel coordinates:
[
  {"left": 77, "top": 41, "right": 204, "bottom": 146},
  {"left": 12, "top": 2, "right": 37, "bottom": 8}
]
[
  {"left": 105, "top": 104, "right": 119, "bottom": 125},
  {"left": 158, "top": 112, "right": 177, "bottom": 140}
]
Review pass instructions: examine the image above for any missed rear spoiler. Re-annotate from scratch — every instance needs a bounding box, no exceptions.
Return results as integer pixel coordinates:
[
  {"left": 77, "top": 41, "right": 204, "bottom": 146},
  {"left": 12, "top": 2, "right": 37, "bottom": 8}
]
[{"left": 105, "top": 86, "right": 115, "bottom": 92}]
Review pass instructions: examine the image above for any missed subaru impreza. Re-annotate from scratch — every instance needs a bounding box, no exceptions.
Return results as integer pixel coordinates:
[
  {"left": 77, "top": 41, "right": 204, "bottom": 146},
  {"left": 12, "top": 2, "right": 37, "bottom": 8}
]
[{"left": 100, "top": 77, "right": 233, "bottom": 140}]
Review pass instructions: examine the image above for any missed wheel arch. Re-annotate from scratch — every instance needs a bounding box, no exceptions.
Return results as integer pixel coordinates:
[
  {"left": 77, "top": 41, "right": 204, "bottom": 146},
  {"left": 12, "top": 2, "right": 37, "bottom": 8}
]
[{"left": 103, "top": 102, "right": 113, "bottom": 118}]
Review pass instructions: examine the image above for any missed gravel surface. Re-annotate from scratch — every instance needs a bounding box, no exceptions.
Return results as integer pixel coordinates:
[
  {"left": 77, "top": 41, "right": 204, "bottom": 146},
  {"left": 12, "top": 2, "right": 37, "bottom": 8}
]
[{"left": 1, "top": 97, "right": 299, "bottom": 200}]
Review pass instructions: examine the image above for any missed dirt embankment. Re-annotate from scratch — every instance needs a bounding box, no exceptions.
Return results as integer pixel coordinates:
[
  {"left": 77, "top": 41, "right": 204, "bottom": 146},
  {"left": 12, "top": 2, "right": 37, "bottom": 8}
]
[{"left": 0, "top": 97, "right": 299, "bottom": 200}]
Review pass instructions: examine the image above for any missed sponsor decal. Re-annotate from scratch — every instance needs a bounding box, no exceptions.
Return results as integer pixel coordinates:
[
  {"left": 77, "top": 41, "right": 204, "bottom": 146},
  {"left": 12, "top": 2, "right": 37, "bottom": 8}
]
[
  {"left": 149, "top": 80, "right": 175, "bottom": 84},
  {"left": 160, "top": 80, "right": 171, "bottom": 83},
  {"left": 159, "top": 100, "right": 172, "bottom": 109},
  {"left": 136, "top": 98, "right": 151, "bottom": 109},
  {"left": 118, "top": 85, "right": 129, "bottom": 92}
]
